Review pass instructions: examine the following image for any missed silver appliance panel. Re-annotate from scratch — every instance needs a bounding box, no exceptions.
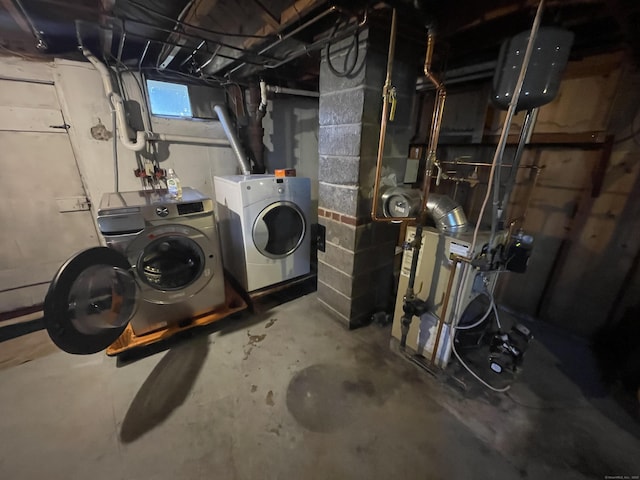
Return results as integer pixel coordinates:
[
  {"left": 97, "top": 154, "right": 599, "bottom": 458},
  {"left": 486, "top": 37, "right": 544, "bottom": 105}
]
[{"left": 97, "top": 188, "right": 214, "bottom": 233}]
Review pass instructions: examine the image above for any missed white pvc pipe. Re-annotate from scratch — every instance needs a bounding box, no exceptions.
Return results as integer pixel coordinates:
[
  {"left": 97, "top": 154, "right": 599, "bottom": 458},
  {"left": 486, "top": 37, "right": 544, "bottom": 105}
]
[
  {"left": 108, "top": 93, "right": 149, "bottom": 151},
  {"left": 83, "top": 48, "right": 148, "bottom": 152},
  {"left": 259, "top": 80, "right": 268, "bottom": 110},
  {"left": 83, "top": 48, "right": 237, "bottom": 151},
  {"left": 154, "top": 134, "right": 229, "bottom": 146}
]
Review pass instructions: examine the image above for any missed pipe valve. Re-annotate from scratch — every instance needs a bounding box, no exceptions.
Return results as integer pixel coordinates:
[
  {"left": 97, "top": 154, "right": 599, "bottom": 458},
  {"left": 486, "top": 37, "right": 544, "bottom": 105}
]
[{"left": 389, "top": 87, "right": 397, "bottom": 121}]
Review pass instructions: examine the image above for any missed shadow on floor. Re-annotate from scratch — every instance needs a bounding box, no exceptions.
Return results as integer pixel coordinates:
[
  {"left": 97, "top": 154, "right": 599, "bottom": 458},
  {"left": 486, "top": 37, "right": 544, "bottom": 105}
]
[
  {"left": 117, "top": 278, "right": 318, "bottom": 443},
  {"left": 472, "top": 313, "right": 640, "bottom": 441},
  {"left": 119, "top": 335, "right": 209, "bottom": 443},
  {"left": 115, "top": 308, "right": 275, "bottom": 367},
  {"left": 0, "top": 318, "right": 44, "bottom": 343}
]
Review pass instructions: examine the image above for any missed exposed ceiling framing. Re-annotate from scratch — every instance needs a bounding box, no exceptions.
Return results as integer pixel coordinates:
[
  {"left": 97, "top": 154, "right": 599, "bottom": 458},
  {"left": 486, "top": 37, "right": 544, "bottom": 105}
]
[{"left": 1, "top": 0, "right": 640, "bottom": 89}]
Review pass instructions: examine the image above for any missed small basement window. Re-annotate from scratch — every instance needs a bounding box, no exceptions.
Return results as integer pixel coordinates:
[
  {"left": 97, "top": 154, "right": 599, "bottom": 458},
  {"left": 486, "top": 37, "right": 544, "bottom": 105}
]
[
  {"left": 147, "top": 79, "right": 193, "bottom": 118},
  {"left": 145, "top": 79, "right": 226, "bottom": 120}
]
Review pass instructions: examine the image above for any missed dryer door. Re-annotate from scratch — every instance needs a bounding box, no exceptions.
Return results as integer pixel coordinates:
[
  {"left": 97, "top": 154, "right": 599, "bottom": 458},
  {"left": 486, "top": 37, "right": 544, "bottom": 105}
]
[
  {"left": 253, "top": 201, "right": 306, "bottom": 259},
  {"left": 44, "top": 247, "right": 138, "bottom": 354}
]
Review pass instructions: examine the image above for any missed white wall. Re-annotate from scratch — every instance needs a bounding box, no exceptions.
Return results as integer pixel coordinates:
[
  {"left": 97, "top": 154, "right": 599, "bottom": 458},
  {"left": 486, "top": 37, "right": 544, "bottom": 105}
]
[
  {"left": 53, "top": 59, "right": 242, "bottom": 228},
  {"left": 0, "top": 57, "right": 100, "bottom": 312},
  {"left": 0, "top": 56, "right": 321, "bottom": 312},
  {"left": 263, "top": 96, "right": 319, "bottom": 222}
]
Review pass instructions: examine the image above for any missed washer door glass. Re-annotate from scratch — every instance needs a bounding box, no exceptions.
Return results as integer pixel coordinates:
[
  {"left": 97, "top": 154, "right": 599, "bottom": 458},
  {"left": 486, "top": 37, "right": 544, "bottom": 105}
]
[
  {"left": 253, "top": 201, "right": 305, "bottom": 259},
  {"left": 44, "top": 247, "right": 138, "bottom": 355},
  {"left": 137, "top": 236, "right": 205, "bottom": 291}
]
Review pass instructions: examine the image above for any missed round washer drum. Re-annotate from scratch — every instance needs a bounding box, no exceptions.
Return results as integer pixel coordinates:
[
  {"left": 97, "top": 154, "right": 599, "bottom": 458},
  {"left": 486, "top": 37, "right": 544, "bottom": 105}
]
[{"left": 126, "top": 224, "right": 219, "bottom": 305}]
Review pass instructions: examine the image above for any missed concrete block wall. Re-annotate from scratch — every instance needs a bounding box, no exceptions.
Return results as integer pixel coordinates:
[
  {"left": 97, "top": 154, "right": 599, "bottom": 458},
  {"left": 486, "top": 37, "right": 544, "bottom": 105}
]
[{"left": 317, "top": 26, "right": 419, "bottom": 327}]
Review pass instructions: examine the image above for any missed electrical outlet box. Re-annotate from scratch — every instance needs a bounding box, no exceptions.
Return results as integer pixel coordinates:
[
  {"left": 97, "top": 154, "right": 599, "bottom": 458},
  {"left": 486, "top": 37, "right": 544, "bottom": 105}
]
[
  {"left": 317, "top": 224, "right": 326, "bottom": 252},
  {"left": 403, "top": 158, "right": 419, "bottom": 184}
]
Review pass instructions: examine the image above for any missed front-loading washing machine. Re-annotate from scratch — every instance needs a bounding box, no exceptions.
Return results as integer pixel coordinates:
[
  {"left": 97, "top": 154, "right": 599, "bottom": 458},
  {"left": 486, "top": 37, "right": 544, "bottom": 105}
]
[
  {"left": 43, "top": 188, "right": 226, "bottom": 354},
  {"left": 214, "top": 175, "right": 311, "bottom": 292}
]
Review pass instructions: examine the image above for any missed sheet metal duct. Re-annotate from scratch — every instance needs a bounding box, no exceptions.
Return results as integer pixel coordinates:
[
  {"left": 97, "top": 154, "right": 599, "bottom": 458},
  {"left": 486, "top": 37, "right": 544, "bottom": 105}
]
[
  {"left": 426, "top": 194, "right": 468, "bottom": 233},
  {"left": 381, "top": 187, "right": 468, "bottom": 233},
  {"left": 213, "top": 104, "right": 252, "bottom": 176}
]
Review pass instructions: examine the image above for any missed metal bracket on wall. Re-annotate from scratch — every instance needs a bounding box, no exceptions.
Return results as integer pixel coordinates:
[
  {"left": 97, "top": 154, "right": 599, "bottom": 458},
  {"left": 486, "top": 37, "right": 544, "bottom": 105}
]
[
  {"left": 55, "top": 196, "right": 91, "bottom": 212},
  {"left": 48, "top": 123, "right": 71, "bottom": 130}
]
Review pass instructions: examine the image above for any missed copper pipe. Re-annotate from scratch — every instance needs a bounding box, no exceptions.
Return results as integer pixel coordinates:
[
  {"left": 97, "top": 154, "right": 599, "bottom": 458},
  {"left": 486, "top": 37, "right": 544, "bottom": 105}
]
[
  {"left": 424, "top": 32, "right": 435, "bottom": 72},
  {"left": 440, "top": 161, "right": 540, "bottom": 169},
  {"left": 421, "top": 31, "right": 446, "bottom": 215},
  {"left": 428, "top": 90, "right": 447, "bottom": 185},
  {"left": 429, "top": 255, "right": 473, "bottom": 365},
  {"left": 430, "top": 258, "right": 459, "bottom": 365},
  {"left": 371, "top": 8, "right": 404, "bottom": 222},
  {"left": 371, "top": 27, "right": 446, "bottom": 223}
]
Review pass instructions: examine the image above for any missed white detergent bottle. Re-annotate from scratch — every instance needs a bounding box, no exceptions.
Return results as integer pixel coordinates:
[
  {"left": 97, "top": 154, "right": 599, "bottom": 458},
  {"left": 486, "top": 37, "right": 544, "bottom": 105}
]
[{"left": 166, "top": 168, "right": 183, "bottom": 200}]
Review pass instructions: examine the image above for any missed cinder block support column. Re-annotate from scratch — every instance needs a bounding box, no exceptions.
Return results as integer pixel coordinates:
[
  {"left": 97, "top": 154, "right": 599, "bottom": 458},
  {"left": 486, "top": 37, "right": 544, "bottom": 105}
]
[{"left": 317, "top": 25, "right": 420, "bottom": 328}]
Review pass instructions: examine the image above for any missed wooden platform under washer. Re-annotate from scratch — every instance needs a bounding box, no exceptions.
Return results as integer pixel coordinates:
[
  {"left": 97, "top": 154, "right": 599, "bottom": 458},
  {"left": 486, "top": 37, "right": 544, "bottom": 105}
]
[{"left": 106, "top": 280, "right": 248, "bottom": 356}]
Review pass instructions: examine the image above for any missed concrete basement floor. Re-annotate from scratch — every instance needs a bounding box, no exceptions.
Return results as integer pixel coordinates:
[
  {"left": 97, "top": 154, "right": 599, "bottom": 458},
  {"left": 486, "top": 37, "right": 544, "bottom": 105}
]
[{"left": 0, "top": 290, "right": 639, "bottom": 480}]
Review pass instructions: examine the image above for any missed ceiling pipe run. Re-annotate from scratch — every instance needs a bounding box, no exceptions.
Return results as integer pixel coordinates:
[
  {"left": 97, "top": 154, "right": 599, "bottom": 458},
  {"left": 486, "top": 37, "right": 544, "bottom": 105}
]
[{"left": 226, "top": 5, "right": 343, "bottom": 76}]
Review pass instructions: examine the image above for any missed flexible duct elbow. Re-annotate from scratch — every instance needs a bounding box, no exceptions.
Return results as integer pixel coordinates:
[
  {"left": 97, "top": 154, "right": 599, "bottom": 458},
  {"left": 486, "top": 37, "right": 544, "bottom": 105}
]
[
  {"left": 380, "top": 187, "right": 468, "bottom": 233},
  {"left": 426, "top": 194, "right": 468, "bottom": 233}
]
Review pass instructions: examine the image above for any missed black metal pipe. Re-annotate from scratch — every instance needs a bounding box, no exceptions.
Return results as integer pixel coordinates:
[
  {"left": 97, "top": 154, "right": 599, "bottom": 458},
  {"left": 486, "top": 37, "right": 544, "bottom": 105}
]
[
  {"left": 499, "top": 109, "right": 536, "bottom": 224},
  {"left": 262, "top": 13, "right": 368, "bottom": 71},
  {"left": 120, "top": 17, "right": 269, "bottom": 55},
  {"left": 0, "top": 318, "right": 45, "bottom": 343},
  {"left": 400, "top": 222, "right": 424, "bottom": 349},
  {"left": 226, "top": 6, "right": 345, "bottom": 76},
  {"left": 126, "top": 0, "right": 274, "bottom": 39}
]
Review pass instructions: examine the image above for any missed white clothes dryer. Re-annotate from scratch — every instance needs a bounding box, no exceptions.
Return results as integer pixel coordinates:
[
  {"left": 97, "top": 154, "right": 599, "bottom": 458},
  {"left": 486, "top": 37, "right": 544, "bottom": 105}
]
[
  {"left": 43, "top": 188, "right": 226, "bottom": 354},
  {"left": 214, "top": 175, "right": 311, "bottom": 292}
]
